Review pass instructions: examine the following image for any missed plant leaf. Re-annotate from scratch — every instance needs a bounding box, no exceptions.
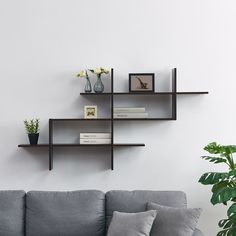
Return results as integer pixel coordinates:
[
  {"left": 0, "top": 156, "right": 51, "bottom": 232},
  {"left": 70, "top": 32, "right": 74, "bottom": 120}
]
[
  {"left": 211, "top": 187, "right": 236, "bottom": 205},
  {"left": 228, "top": 203, "right": 236, "bottom": 218},
  {"left": 204, "top": 142, "right": 236, "bottom": 156},
  {"left": 222, "top": 145, "right": 236, "bottom": 154},
  {"left": 223, "top": 220, "right": 234, "bottom": 229},
  {"left": 199, "top": 172, "right": 229, "bottom": 185},
  {"left": 212, "top": 181, "right": 230, "bottom": 193},
  {"left": 219, "top": 219, "right": 229, "bottom": 228},
  {"left": 204, "top": 142, "right": 222, "bottom": 154},
  {"left": 217, "top": 226, "right": 236, "bottom": 236},
  {"left": 229, "top": 169, "right": 236, "bottom": 178},
  {"left": 217, "top": 219, "right": 236, "bottom": 235},
  {"left": 202, "top": 156, "right": 227, "bottom": 164},
  {"left": 231, "top": 196, "right": 236, "bottom": 202}
]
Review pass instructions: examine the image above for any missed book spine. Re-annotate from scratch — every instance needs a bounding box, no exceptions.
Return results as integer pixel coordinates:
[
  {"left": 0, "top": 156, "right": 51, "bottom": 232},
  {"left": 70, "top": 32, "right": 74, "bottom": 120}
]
[
  {"left": 80, "top": 139, "right": 111, "bottom": 144},
  {"left": 80, "top": 133, "right": 111, "bottom": 139},
  {"left": 113, "top": 113, "right": 148, "bottom": 118},
  {"left": 114, "top": 108, "right": 146, "bottom": 113}
]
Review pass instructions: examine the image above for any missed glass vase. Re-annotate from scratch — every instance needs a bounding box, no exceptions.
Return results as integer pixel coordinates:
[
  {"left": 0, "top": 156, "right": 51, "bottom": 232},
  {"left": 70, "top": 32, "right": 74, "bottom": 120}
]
[
  {"left": 94, "top": 75, "right": 104, "bottom": 93},
  {"left": 84, "top": 76, "right": 92, "bottom": 93}
]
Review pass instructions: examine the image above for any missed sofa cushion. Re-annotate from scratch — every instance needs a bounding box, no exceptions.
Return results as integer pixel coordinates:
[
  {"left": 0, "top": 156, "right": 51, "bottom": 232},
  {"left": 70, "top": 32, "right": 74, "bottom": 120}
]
[
  {"left": 105, "top": 190, "right": 187, "bottom": 229},
  {"left": 26, "top": 190, "right": 105, "bottom": 236},
  {"left": 107, "top": 210, "right": 157, "bottom": 236},
  {"left": 0, "top": 190, "right": 25, "bottom": 236},
  {"left": 147, "top": 202, "right": 202, "bottom": 236}
]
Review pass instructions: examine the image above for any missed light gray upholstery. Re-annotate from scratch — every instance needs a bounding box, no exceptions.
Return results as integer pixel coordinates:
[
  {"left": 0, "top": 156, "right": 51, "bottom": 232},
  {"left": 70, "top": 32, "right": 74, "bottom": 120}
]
[
  {"left": 106, "top": 190, "right": 187, "bottom": 229},
  {"left": 0, "top": 189, "right": 204, "bottom": 236},
  {"left": 105, "top": 190, "right": 203, "bottom": 236},
  {"left": 0, "top": 190, "right": 25, "bottom": 236},
  {"left": 107, "top": 210, "right": 157, "bottom": 236},
  {"left": 147, "top": 202, "right": 202, "bottom": 236},
  {"left": 26, "top": 190, "right": 105, "bottom": 236}
]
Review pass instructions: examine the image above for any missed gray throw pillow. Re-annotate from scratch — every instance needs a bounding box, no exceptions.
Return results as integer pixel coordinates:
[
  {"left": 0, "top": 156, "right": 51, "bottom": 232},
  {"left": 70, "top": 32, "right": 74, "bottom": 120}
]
[
  {"left": 107, "top": 210, "right": 157, "bottom": 236},
  {"left": 147, "top": 202, "right": 202, "bottom": 236}
]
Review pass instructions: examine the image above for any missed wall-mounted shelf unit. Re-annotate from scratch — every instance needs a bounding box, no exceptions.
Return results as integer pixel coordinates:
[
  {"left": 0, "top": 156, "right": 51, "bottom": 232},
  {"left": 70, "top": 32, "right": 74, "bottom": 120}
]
[{"left": 18, "top": 68, "right": 208, "bottom": 171}]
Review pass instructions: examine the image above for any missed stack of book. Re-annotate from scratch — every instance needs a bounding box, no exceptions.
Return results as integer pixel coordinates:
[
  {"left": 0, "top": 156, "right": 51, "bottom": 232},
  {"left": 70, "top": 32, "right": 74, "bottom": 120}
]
[
  {"left": 80, "top": 133, "right": 111, "bottom": 144},
  {"left": 113, "top": 107, "right": 148, "bottom": 118}
]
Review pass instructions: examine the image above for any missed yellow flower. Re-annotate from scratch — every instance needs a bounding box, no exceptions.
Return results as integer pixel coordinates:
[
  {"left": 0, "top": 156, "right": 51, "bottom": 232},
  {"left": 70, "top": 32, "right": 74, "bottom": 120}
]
[
  {"left": 100, "top": 67, "right": 109, "bottom": 74},
  {"left": 77, "top": 70, "right": 86, "bottom": 78},
  {"left": 89, "top": 67, "right": 110, "bottom": 76},
  {"left": 94, "top": 68, "right": 102, "bottom": 75}
]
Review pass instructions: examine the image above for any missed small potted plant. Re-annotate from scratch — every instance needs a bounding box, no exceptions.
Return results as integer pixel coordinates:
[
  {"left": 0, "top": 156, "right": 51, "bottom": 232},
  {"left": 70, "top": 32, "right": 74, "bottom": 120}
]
[
  {"left": 89, "top": 67, "right": 109, "bottom": 93},
  {"left": 24, "top": 119, "right": 40, "bottom": 145}
]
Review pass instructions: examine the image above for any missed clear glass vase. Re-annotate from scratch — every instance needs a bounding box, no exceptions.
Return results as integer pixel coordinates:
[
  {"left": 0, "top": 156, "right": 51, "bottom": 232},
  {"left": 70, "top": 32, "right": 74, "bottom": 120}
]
[
  {"left": 84, "top": 76, "right": 92, "bottom": 93},
  {"left": 94, "top": 75, "right": 104, "bottom": 93}
]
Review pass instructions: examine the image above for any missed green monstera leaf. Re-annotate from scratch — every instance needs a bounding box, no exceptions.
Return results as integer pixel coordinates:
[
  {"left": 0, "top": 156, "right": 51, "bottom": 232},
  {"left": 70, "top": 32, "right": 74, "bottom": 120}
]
[
  {"left": 211, "top": 187, "right": 236, "bottom": 205},
  {"left": 201, "top": 156, "right": 227, "bottom": 164},
  {"left": 199, "top": 172, "right": 229, "bottom": 185},
  {"left": 228, "top": 203, "right": 236, "bottom": 221},
  {"left": 217, "top": 218, "right": 236, "bottom": 236},
  {"left": 204, "top": 142, "right": 222, "bottom": 154},
  {"left": 217, "top": 226, "right": 236, "bottom": 236}
]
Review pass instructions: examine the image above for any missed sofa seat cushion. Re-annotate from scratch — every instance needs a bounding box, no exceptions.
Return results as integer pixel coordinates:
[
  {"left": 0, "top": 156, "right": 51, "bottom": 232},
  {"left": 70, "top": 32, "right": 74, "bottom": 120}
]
[
  {"left": 0, "top": 190, "right": 25, "bottom": 236},
  {"left": 105, "top": 190, "right": 187, "bottom": 229},
  {"left": 26, "top": 190, "right": 105, "bottom": 236}
]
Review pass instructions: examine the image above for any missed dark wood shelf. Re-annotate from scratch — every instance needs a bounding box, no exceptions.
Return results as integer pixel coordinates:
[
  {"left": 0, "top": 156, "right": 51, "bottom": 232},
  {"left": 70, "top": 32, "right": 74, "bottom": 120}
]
[
  {"left": 113, "top": 118, "right": 174, "bottom": 121},
  {"left": 113, "top": 143, "right": 145, "bottom": 147},
  {"left": 50, "top": 118, "right": 111, "bottom": 121},
  {"left": 18, "top": 68, "right": 208, "bottom": 171},
  {"left": 176, "top": 92, "right": 209, "bottom": 94},
  {"left": 48, "top": 118, "right": 174, "bottom": 121},
  {"left": 18, "top": 144, "right": 49, "bottom": 148},
  {"left": 18, "top": 143, "right": 145, "bottom": 147},
  {"left": 80, "top": 92, "right": 112, "bottom": 95},
  {"left": 80, "top": 91, "right": 209, "bottom": 95}
]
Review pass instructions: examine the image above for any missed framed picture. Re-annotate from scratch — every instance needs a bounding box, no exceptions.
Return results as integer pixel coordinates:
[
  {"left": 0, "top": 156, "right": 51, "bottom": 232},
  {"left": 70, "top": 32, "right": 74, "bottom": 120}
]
[
  {"left": 129, "top": 73, "right": 155, "bottom": 93},
  {"left": 84, "top": 105, "right": 97, "bottom": 119}
]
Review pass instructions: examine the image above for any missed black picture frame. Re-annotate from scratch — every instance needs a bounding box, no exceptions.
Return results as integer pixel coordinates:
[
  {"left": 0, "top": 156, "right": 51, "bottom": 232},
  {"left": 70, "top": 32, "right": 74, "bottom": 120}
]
[{"left": 129, "top": 73, "right": 155, "bottom": 93}]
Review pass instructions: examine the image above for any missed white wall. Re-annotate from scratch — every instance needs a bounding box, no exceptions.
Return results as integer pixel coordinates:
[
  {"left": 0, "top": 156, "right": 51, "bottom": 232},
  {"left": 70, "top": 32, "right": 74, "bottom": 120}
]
[{"left": 0, "top": 0, "right": 235, "bottom": 234}]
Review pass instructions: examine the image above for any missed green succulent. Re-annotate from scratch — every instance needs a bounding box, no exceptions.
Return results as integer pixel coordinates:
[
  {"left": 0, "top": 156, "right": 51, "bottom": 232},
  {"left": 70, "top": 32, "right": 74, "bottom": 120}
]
[
  {"left": 24, "top": 119, "right": 40, "bottom": 134},
  {"left": 199, "top": 142, "right": 236, "bottom": 235}
]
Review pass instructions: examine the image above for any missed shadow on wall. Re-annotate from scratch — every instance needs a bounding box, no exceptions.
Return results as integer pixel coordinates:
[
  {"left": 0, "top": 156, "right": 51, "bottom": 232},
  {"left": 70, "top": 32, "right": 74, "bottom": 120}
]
[{"left": 9, "top": 147, "right": 111, "bottom": 173}]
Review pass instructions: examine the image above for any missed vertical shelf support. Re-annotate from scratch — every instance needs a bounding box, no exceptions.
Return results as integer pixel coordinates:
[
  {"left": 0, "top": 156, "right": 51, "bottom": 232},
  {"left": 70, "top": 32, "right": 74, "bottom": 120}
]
[
  {"left": 49, "top": 119, "right": 53, "bottom": 170},
  {"left": 111, "top": 68, "right": 114, "bottom": 170},
  {"left": 172, "top": 68, "right": 177, "bottom": 120}
]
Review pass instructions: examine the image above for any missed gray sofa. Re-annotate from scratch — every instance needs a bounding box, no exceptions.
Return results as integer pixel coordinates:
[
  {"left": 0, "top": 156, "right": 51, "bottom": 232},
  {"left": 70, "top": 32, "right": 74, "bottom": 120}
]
[{"left": 0, "top": 190, "right": 204, "bottom": 236}]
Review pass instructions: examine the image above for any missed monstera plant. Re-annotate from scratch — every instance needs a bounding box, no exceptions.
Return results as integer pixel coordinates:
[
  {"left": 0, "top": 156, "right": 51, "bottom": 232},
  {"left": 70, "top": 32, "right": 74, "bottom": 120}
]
[{"left": 199, "top": 142, "right": 236, "bottom": 236}]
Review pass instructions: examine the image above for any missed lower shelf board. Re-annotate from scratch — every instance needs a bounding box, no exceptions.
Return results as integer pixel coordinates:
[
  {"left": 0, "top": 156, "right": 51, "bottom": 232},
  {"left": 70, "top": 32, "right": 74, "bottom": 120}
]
[
  {"left": 113, "top": 118, "right": 174, "bottom": 121},
  {"left": 18, "top": 143, "right": 145, "bottom": 147}
]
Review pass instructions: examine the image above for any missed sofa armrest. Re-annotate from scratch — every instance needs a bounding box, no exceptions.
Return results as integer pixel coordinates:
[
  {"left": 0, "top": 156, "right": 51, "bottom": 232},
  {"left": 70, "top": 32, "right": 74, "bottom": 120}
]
[{"left": 193, "top": 228, "right": 205, "bottom": 236}]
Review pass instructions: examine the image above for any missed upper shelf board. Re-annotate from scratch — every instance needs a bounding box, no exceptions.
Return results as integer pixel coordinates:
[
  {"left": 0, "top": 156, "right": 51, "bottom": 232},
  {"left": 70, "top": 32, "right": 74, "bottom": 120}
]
[{"left": 80, "top": 92, "right": 209, "bottom": 95}]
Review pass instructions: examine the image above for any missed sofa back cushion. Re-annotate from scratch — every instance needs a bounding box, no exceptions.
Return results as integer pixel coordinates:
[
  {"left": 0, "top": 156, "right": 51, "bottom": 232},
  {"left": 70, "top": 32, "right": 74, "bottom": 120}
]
[
  {"left": 26, "top": 190, "right": 105, "bottom": 236},
  {"left": 105, "top": 190, "right": 187, "bottom": 229},
  {"left": 0, "top": 190, "right": 25, "bottom": 236}
]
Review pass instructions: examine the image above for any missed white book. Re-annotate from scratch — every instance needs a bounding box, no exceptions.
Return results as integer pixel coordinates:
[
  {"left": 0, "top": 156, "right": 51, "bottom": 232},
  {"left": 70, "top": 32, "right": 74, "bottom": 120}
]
[
  {"left": 113, "top": 113, "right": 148, "bottom": 118},
  {"left": 80, "top": 133, "right": 111, "bottom": 139},
  {"left": 114, "top": 107, "right": 146, "bottom": 113},
  {"left": 80, "top": 139, "right": 111, "bottom": 144}
]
